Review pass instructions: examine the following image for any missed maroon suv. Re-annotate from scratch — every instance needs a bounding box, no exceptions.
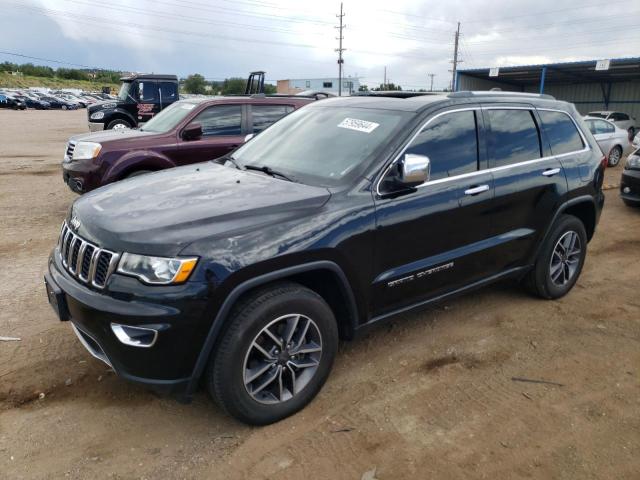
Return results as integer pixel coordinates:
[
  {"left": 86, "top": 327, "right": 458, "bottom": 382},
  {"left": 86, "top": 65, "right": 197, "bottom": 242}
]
[{"left": 62, "top": 96, "right": 313, "bottom": 193}]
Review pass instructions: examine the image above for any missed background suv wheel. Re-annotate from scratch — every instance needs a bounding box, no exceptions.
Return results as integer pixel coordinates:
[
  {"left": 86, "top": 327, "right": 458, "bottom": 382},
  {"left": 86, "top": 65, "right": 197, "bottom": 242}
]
[
  {"left": 107, "top": 119, "right": 131, "bottom": 130},
  {"left": 205, "top": 282, "right": 338, "bottom": 425},
  {"left": 607, "top": 146, "right": 622, "bottom": 167},
  {"left": 525, "top": 214, "right": 587, "bottom": 299}
]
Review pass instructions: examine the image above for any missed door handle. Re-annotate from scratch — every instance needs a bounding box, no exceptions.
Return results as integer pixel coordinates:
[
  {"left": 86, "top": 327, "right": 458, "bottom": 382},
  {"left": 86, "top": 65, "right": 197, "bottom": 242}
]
[
  {"left": 542, "top": 168, "right": 561, "bottom": 177},
  {"left": 464, "top": 185, "right": 490, "bottom": 196}
]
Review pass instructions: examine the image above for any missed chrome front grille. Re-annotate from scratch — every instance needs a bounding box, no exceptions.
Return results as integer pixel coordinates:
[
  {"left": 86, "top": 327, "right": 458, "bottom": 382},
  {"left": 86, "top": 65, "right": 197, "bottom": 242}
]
[
  {"left": 64, "top": 141, "right": 76, "bottom": 162},
  {"left": 57, "top": 222, "right": 119, "bottom": 289}
]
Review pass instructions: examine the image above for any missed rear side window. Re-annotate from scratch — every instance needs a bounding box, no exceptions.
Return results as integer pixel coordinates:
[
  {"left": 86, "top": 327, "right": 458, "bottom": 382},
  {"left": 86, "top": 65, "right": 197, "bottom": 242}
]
[
  {"left": 160, "top": 82, "right": 177, "bottom": 102},
  {"left": 405, "top": 110, "right": 478, "bottom": 181},
  {"left": 487, "top": 109, "right": 541, "bottom": 167},
  {"left": 251, "top": 105, "right": 294, "bottom": 133},
  {"left": 538, "top": 110, "right": 584, "bottom": 155},
  {"left": 191, "top": 104, "right": 242, "bottom": 136}
]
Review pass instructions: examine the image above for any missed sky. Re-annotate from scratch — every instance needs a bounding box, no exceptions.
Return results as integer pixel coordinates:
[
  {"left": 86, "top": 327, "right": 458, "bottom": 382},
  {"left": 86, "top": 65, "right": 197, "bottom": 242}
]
[{"left": 0, "top": 0, "right": 638, "bottom": 90}]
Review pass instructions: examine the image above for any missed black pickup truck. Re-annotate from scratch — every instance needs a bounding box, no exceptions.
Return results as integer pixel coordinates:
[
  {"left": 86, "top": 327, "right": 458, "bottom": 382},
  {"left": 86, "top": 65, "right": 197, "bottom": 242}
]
[
  {"left": 87, "top": 73, "right": 178, "bottom": 131},
  {"left": 46, "top": 91, "right": 605, "bottom": 425}
]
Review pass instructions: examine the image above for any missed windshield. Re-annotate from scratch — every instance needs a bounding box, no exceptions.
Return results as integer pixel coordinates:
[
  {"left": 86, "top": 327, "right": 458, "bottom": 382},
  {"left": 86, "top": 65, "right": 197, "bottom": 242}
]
[
  {"left": 231, "top": 106, "right": 410, "bottom": 187},
  {"left": 117, "top": 82, "right": 132, "bottom": 102},
  {"left": 140, "top": 101, "right": 197, "bottom": 133}
]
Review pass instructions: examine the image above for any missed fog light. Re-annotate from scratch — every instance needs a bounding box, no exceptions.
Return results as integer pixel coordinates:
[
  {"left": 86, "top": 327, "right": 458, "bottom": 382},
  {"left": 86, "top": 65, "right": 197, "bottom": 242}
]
[
  {"left": 623, "top": 187, "right": 631, "bottom": 194},
  {"left": 111, "top": 323, "right": 158, "bottom": 348}
]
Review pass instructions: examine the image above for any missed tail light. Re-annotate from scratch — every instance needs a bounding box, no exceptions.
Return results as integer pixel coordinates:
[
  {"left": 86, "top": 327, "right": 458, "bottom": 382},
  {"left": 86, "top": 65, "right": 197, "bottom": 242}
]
[{"left": 600, "top": 154, "right": 608, "bottom": 169}]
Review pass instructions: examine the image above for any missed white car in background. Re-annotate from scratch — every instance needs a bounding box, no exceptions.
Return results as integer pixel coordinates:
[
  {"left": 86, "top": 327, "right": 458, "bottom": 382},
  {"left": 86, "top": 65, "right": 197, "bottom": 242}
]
[
  {"left": 584, "top": 116, "right": 632, "bottom": 167},
  {"left": 586, "top": 111, "right": 637, "bottom": 137}
]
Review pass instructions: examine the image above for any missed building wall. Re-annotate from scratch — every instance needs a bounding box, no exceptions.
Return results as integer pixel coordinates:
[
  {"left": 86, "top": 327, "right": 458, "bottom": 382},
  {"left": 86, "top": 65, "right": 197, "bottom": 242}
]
[
  {"left": 276, "top": 77, "right": 360, "bottom": 95},
  {"left": 458, "top": 74, "right": 640, "bottom": 122}
]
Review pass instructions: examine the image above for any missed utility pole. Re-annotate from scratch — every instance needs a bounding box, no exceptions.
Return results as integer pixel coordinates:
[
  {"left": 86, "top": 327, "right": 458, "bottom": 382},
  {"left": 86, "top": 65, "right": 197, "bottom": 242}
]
[
  {"left": 335, "top": 3, "right": 346, "bottom": 96},
  {"left": 383, "top": 66, "right": 387, "bottom": 89},
  {"left": 450, "top": 22, "right": 461, "bottom": 91},
  {"left": 428, "top": 73, "right": 436, "bottom": 92}
]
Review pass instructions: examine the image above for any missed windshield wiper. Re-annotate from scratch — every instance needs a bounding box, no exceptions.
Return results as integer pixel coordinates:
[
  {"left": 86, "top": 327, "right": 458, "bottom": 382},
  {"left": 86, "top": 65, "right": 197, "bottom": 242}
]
[
  {"left": 217, "top": 154, "right": 243, "bottom": 170},
  {"left": 244, "top": 164, "right": 295, "bottom": 182}
]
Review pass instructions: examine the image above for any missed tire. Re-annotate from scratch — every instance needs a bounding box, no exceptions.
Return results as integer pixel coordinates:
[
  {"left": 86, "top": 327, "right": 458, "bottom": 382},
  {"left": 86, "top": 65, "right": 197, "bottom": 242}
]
[
  {"left": 107, "top": 119, "right": 131, "bottom": 130},
  {"left": 206, "top": 282, "right": 339, "bottom": 425},
  {"left": 628, "top": 127, "right": 635, "bottom": 141},
  {"left": 61, "top": 105, "right": 67, "bottom": 110},
  {"left": 524, "top": 215, "right": 587, "bottom": 299},
  {"left": 126, "top": 170, "right": 152, "bottom": 179},
  {"left": 623, "top": 199, "right": 640, "bottom": 208},
  {"left": 607, "top": 145, "right": 622, "bottom": 167}
]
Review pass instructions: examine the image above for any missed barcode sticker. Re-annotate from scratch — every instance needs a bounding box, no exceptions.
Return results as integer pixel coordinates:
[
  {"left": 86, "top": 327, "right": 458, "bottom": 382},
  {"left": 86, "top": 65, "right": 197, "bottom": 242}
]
[{"left": 338, "top": 117, "right": 380, "bottom": 133}]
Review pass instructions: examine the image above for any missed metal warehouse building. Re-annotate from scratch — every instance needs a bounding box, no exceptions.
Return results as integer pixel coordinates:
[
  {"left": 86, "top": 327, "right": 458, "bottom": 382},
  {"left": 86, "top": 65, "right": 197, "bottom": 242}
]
[{"left": 457, "top": 57, "right": 640, "bottom": 121}]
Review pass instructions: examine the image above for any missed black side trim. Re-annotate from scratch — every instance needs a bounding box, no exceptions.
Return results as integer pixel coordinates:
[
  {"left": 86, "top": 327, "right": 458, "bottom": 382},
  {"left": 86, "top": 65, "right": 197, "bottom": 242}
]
[
  {"left": 185, "top": 261, "right": 359, "bottom": 395},
  {"left": 358, "top": 266, "right": 528, "bottom": 335}
]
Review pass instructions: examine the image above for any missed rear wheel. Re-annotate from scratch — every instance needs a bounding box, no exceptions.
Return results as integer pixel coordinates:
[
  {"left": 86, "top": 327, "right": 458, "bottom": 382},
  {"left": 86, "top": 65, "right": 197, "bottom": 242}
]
[
  {"left": 107, "top": 119, "right": 131, "bottom": 130},
  {"left": 608, "top": 145, "right": 622, "bottom": 167},
  {"left": 206, "top": 282, "right": 338, "bottom": 425},
  {"left": 524, "top": 214, "right": 587, "bottom": 299},
  {"left": 61, "top": 105, "right": 67, "bottom": 111}
]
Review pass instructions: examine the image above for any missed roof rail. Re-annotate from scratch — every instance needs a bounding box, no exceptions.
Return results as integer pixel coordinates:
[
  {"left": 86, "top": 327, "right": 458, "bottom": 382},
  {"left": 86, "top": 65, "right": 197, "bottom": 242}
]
[
  {"left": 448, "top": 90, "right": 555, "bottom": 100},
  {"left": 353, "top": 91, "right": 442, "bottom": 99}
]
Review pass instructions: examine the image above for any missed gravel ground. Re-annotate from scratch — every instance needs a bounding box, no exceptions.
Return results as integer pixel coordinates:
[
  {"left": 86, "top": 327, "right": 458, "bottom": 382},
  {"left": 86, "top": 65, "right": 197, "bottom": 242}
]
[{"left": 0, "top": 109, "right": 639, "bottom": 480}]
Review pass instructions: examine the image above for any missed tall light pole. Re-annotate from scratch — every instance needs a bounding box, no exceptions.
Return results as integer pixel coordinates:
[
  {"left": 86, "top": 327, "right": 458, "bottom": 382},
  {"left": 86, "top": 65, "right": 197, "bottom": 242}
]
[
  {"left": 335, "top": 3, "right": 346, "bottom": 96},
  {"left": 428, "top": 73, "right": 436, "bottom": 92}
]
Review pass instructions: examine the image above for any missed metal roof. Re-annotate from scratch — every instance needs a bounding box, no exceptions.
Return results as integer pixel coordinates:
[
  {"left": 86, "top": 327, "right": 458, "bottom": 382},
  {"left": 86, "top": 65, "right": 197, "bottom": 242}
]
[{"left": 459, "top": 57, "right": 640, "bottom": 86}]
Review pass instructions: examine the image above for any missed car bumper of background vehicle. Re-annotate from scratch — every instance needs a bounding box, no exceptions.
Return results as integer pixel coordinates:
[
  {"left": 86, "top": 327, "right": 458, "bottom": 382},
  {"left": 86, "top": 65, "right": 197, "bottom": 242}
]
[
  {"left": 621, "top": 169, "right": 640, "bottom": 204},
  {"left": 46, "top": 251, "right": 212, "bottom": 398},
  {"left": 61, "top": 161, "right": 103, "bottom": 193},
  {"left": 88, "top": 121, "right": 104, "bottom": 132}
]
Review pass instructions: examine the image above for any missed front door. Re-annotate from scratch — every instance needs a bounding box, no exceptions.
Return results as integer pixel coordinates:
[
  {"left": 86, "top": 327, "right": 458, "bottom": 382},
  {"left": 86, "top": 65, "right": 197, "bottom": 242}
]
[
  {"left": 174, "top": 104, "right": 247, "bottom": 165},
  {"left": 372, "top": 107, "right": 495, "bottom": 318}
]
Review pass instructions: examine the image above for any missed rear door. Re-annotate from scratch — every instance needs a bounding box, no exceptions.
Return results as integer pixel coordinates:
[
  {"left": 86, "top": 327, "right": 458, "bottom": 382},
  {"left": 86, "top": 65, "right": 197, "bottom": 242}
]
[
  {"left": 173, "top": 103, "right": 246, "bottom": 165},
  {"left": 483, "top": 106, "right": 569, "bottom": 272},
  {"left": 249, "top": 104, "right": 295, "bottom": 134},
  {"left": 372, "top": 107, "right": 495, "bottom": 317}
]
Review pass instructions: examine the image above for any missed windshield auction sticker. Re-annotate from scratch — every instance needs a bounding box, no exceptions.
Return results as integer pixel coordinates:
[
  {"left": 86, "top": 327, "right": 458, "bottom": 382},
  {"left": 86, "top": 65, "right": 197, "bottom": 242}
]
[{"left": 337, "top": 118, "right": 380, "bottom": 133}]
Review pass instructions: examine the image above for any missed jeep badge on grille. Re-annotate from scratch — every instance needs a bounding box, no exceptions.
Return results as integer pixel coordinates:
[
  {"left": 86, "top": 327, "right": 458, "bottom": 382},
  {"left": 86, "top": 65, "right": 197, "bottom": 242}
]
[{"left": 70, "top": 215, "right": 81, "bottom": 230}]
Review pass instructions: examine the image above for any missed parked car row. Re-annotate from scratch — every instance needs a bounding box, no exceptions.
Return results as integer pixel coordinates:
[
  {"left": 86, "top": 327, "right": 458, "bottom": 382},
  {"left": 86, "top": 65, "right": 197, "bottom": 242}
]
[
  {"left": 583, "top": 115, "right": 636, "bottom": 167},
  {"left": 0, "top": 88, "right": 116, "bottom": 110},
  {"left": 47, "top": 89, "right": 609, "bottom": 426}
]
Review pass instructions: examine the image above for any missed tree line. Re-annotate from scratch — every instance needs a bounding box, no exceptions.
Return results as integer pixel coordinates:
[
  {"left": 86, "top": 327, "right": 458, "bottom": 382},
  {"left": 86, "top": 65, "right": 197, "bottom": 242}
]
[
  {"left": 182, "top": 73, "right": 277, "bottom": 95},
  {"left": 0, "top": 62, "right": 121, "bottom": 83}
]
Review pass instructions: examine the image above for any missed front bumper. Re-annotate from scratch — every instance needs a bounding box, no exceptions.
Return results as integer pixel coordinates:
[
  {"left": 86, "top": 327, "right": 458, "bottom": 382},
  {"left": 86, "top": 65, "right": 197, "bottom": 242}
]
[
  {"left": 46, "top": 249, "right": 212, "bottom": 398},
  {"left": 621, "top": 168, "right": 640, "bottom": 205},
  {"left": 88, "top": 121, "right": 104, "bottom": 132},
  {"left": 61, "top": 160, "right": 102, "bottom": 194}
]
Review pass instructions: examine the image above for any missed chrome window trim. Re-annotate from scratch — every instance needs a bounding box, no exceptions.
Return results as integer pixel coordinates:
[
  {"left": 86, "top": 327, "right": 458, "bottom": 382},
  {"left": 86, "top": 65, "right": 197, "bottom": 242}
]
[{"left": 375, "top": 106, "right": 591, "bottom": 197}]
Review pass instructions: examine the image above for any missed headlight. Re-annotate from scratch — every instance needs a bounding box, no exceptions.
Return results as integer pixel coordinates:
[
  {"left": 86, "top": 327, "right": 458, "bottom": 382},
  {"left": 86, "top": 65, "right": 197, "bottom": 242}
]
[
  {"left": 117, "top": 253, "right": 198, "bottom": 285},
  {"left": 90, "top": 111, "right": 104, "bottom": 120},
  {"left": 626, "top": 153, "right": 640, "bottom": 170},
  {"left": 72, "top": 141, "right": 102, "bottom": 160}
]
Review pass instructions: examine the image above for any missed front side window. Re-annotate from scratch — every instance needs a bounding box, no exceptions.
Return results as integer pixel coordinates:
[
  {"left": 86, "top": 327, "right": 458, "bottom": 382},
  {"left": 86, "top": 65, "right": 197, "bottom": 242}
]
[
  {"left": 137, "top": 81, "right": 157, "bottom": 102},
  {"left": 190, "top": 104, "right": 242, "bottom": 136},
  {"left": 487, "top": 109, "right": 541, "bottom": 167},
  {"left": 404, "top": 110, "right": 478, "bottom": 181},
  {"left": 140, "top": 101, "right": 198, "bottom": 133},
  {"left": 539, "top": 110, "right": 584, "bottom": 155},
  {"left": 231, "top": 106, "right": 410, "bottom": 187},
  {"left": 251, "top": 105, "right": 294, "bottom": 133}
]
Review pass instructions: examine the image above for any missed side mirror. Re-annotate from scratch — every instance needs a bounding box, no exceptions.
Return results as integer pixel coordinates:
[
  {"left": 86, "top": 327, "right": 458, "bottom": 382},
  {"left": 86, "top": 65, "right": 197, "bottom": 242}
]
[
  {"left": 398, "top": 153, "right": 430, "bottom": 187},
  {"left": 182, "top": 123, "right": 202, "bottom": 141},
  {"left": 244, "top": 133, "right": 255, "bottom": 142}
]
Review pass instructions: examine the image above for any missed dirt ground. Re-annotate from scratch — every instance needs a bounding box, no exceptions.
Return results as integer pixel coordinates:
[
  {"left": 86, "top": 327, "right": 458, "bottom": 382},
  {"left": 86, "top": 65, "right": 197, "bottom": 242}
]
[{"left": 0, "top": 109, "right": 638, "bottom": 480}]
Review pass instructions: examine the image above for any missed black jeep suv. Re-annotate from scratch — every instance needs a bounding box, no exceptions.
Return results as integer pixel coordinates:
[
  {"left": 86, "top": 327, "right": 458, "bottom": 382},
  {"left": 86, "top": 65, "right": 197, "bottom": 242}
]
[{"left": 45, "top": 92, "right": 605, "bottom": 425}]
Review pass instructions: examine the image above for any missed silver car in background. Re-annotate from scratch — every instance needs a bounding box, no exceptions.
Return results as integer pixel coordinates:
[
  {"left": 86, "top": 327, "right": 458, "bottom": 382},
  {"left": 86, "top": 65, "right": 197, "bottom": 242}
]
[
  {"left": 584, "top": 116, "right": 632, "bottom": 167},
  {"left": 587, "top": 111, "right": 637, "bottom": 137}
]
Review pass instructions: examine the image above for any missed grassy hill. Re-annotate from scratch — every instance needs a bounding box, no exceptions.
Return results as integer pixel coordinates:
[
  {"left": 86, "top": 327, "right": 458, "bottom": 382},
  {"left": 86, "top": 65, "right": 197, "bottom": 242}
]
[{"left": 0, "top": 72, "right": 119, "bottom": 92}]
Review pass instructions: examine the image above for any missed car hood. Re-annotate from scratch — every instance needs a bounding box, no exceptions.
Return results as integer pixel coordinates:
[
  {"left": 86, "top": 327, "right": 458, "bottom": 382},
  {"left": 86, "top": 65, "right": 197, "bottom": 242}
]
[
  {"left": 71, "top": 162, "right": 331, "bottom": 256},
  {"left": 69, "top": 128, "right": 158, "bottom": 143}
]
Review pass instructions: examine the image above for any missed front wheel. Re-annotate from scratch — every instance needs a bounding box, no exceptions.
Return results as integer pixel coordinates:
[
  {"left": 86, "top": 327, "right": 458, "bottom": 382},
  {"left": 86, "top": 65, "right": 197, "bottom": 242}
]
[
  {"left": 524, "top": 214, "right": 587, "bottom": 299},
  {"left": 608, "top": 146, "right": 622, "bottom": 167},
  {"left": 206, "top": 282, "right": 338, "bottom": 425},
  {"left": 107, "top": 119, "right": 131, "bottom": 130},
  {"left": 61, "top": 105, "right": 67, "bottom": 110}
]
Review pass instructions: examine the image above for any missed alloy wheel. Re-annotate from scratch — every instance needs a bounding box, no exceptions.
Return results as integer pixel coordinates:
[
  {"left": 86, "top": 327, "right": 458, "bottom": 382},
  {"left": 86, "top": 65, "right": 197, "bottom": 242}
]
[
  {"left": 243, "top": 314, "right": 322, "bottom": 404},
  {"left": 549, "top": 230, "right": 581, "bottom": 286},
  {"left": 608, "top": 147, "right": 621, "bottom": 166},
  {"left": 112, "top": 123, "right": 128, "bottom": 130}
]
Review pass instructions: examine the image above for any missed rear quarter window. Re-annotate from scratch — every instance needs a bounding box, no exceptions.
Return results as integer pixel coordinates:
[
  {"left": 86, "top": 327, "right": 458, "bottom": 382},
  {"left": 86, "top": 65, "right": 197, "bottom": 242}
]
[{"left": 539, "top": 110, "right": 584, "bottom": 155}]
